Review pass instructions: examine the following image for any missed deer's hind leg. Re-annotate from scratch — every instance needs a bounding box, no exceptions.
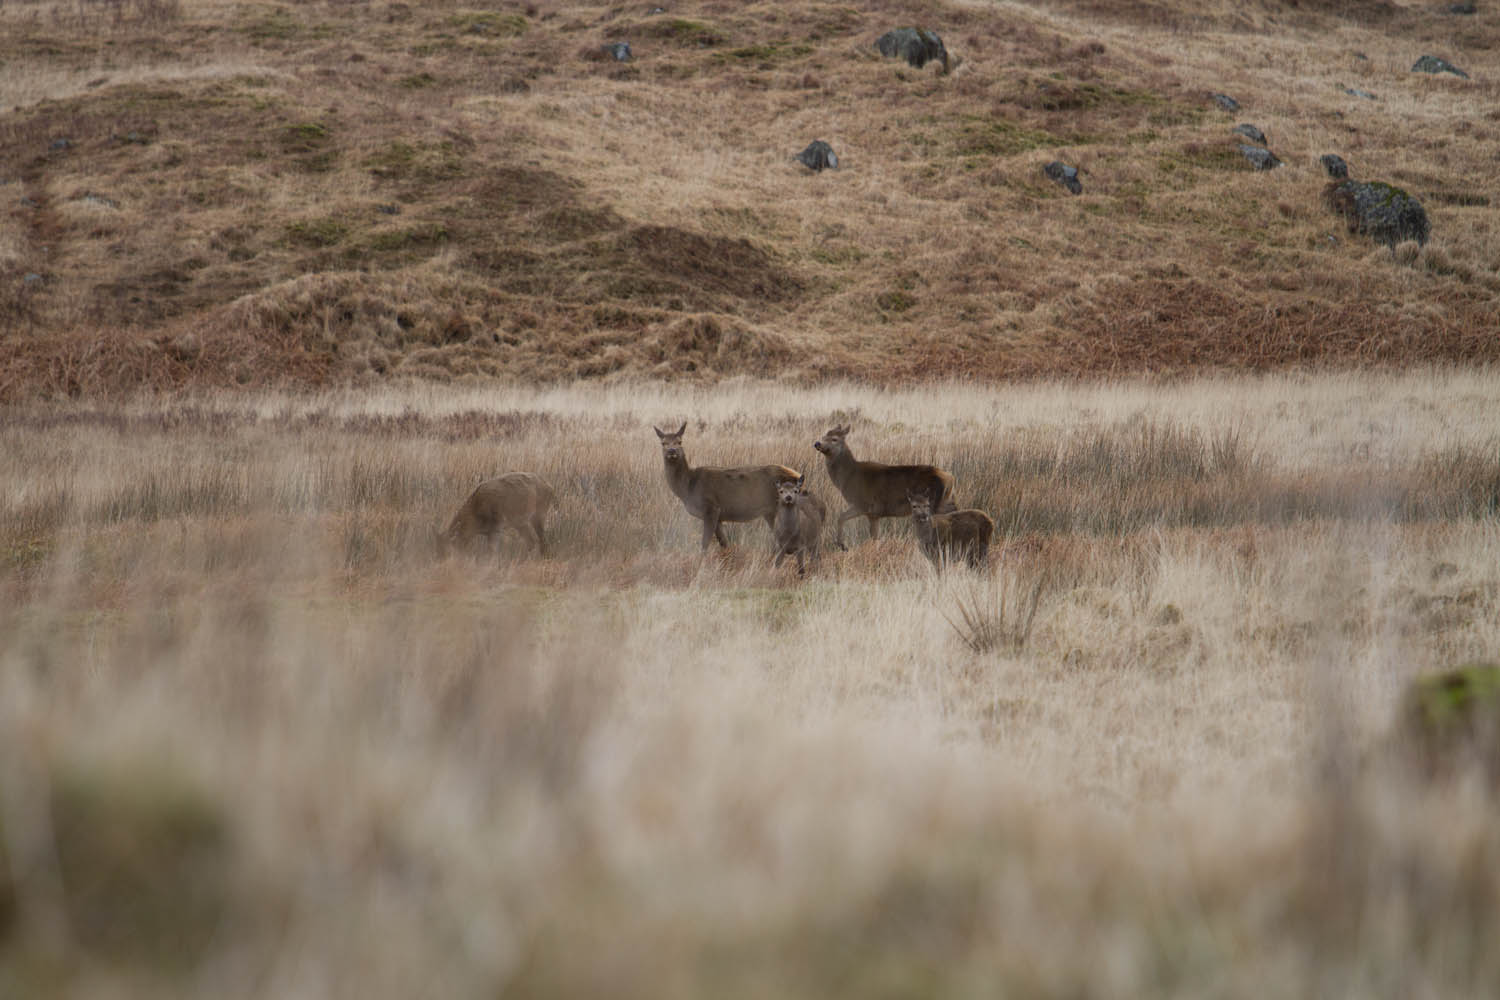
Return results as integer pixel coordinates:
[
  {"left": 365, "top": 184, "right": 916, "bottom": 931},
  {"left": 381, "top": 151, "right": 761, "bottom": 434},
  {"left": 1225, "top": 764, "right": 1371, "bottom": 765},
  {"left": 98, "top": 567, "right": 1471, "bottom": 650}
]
[
  {"left": 833, "top": 506, "right": 862, "bottom": 549},
  {"left": 866, "top": 514, "right": 881, "bottom": 541},
  {"left": 530, "top": 512, "right": 548, "bottom": 557}
]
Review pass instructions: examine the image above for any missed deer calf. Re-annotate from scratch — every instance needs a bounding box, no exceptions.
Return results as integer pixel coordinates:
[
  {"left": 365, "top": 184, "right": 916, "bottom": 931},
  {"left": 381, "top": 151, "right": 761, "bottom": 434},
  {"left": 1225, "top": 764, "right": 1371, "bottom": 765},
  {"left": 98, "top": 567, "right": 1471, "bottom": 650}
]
[
  {"left": 814, "top": 424, "right": 956, "bottom": 548},
  {"left": 908, "top": 491, "right": 993, "bottom": 571},
  {"left": 772, "top": 475, "right": 826, "bottom": 576},
  {"left": 440, "top": 472, "right": 555, "bottom": 558},
  {"left": 655, "top": 422, "right": 801, "bottom": 551}
]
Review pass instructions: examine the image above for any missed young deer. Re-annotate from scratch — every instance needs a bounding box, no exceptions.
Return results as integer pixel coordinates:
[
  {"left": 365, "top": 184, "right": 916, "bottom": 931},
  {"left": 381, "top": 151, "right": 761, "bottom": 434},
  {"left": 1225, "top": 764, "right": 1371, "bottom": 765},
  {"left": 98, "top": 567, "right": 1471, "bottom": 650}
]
[
  {"left": 655, "top": 422, "right": 801, "bottom": 551},
  {"left": 814, "top": 424, "right": 956, "bottom": 548},
  {"left": 907, "top": 491, "right": 993, "bottom": 571},
  {"left": 772, "top": 475, "right": 826, "bottom": 576},
  {"left": 440, "top": 472, "right": 555, "bottom": 558}
]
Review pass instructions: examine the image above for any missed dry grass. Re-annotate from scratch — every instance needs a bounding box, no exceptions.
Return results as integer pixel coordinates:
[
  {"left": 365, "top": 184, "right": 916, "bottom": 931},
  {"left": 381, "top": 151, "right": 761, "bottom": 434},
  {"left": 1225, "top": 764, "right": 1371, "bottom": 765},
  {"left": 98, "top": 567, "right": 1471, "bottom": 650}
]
[
  {"left": 3, "top": 373, "right": 1500, "bottom": 996},
  {"left": 3, "top": 0, "right": 1500, "bottom": 395}
]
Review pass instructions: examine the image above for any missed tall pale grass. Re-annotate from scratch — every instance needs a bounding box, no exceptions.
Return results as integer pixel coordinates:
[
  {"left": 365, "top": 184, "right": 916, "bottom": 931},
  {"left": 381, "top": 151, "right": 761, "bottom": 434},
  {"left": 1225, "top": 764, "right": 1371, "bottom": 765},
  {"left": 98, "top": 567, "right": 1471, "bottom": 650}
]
[{"left": 3, "top": 373, "right": 1500, "bottom": 996}]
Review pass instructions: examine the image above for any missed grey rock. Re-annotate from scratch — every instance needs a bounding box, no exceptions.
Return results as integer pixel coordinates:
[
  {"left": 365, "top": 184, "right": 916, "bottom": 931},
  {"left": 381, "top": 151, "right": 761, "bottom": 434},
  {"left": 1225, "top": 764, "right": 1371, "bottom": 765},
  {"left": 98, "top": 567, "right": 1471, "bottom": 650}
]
[
  {"left": 1412, "top": 55, "right": 1469, "bottom": 78},
  {"left": 1444, "top": 4, "right": 1476, "bottom": 14},
  {"left": 50, "top": 138, "right": 70, "bottom": 151},
  {"left": 18, "top": 196, "right": 39, "bottom": 209},
  {"left": 603, "top": 41, "right": 632, "bottom": 62},
  {"left": 377, "top": 203, "right": 401, "bottom": 215},
  {"left": 1043, "top": 160, "right": 1082, "bottom": 195},
  {"left": 797, "top": 140, "right": 838, "bottom": 172},
  {"left": 81, "top": 192, "right": 119, "bottom": 209},
  {"left": 1324, "top": 180, "right": 1430, "bottom": 247},
  {"left": 1238, "top": 145, "right": 1281, "bottom": 170},
  {"left": 23, "top": 273, "right": 43, "bottom": 286},
  {"left": 1344, "top": 87, "right": 1378, "bottom": 100},
  {"left": 1320, "top": 154, "right": 1349, "bottom": 179},
  {"left": 1211, "top": 93, "right": 1239, "bottom": 111},
  {"left": 1233, "top": 123, "right": 1267, "bottom": 145},
  {"left": 648, "top": 5, "right": 665, "bottom": 12},
  {"left": 875, "top": 28, "right": 950, "bottom": 73}
]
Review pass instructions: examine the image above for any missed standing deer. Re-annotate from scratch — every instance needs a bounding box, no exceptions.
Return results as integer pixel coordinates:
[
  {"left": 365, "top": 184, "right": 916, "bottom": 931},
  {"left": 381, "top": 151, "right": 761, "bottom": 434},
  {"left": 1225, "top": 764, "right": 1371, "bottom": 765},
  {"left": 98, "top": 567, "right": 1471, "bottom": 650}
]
[
  {"left": 813, "top": 424, "right": 956, "bottom": 548},
  {"left": 655, "top": 422, "right": 801, "bottom": 551},
  {"left": 440, "top": 472, "right": 555, "bottom": 558},
  {"left": 907, "top": 491, "right": 994, "bottom": 570},
  {"left": 772, "top": 475, "right": 826, "bottom": 576}
]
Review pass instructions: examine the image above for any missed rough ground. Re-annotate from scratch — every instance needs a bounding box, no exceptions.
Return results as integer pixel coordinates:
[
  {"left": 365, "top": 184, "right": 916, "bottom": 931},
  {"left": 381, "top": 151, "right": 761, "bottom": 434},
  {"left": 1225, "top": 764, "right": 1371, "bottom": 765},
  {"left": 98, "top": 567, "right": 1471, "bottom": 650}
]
[{"left": 1, "top": 0, "right": 1497, "bottom": 396}]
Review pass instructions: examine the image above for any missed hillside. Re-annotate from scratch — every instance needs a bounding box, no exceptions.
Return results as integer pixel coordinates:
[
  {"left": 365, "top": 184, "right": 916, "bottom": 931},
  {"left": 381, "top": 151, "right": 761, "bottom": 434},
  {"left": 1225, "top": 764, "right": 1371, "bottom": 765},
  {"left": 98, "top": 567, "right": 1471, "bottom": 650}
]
[{"left": 2, "top": 0, "right": 1497, "bottom": 396}]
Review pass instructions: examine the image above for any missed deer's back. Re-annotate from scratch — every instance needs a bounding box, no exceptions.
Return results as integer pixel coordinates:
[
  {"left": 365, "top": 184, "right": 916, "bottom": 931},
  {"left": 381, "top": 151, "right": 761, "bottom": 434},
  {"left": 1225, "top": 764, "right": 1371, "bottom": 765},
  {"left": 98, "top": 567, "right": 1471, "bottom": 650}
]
[
  {"left": 691, "top": 464, "right": 799, "bottom": 519},
  {"left": 451, "top": 473, "right": 553, "bottom": 534},
  {"left": 835, "top": 460, "right": 954, "bottom": 516}
]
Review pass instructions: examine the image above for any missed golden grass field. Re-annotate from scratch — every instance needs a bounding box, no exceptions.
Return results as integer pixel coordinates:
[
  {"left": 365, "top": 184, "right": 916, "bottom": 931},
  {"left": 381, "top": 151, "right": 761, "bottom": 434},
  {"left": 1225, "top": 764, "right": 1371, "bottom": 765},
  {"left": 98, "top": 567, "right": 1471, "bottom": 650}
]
[{"left": 4, "top": 372, "right": 1500, "bottom": 996}]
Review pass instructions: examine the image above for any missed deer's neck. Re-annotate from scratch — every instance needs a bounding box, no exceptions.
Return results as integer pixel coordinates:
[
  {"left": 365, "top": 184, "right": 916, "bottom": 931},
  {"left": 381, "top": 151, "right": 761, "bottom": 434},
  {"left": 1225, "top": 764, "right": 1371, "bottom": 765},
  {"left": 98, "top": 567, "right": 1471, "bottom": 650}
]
[
  {"left": 822, "top": 447, "right": 856, "bottom": 487},
  {"left": 775, "top": 502, "right": 798, "bottom": 535},
  {"left": 663, "top": 456, "right": 694, "bottom": 499}
]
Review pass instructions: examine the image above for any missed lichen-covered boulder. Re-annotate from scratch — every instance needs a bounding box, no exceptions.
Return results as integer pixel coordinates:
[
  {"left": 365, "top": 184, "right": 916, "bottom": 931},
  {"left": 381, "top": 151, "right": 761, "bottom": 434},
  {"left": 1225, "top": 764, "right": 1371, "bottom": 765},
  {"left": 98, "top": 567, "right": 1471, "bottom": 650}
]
[
  {"left": 1211, "top": 92, "right": 1239, "bottom": 111},
  {"left": 1399, "top": 664, "right": 1500, "bottom": 780},
  {"left": 797, "top": 140, "right": 838, "bottom": 172},
  {"left": 1043, "top": 161, "right": 1082, "bottom": 195},
  {"left": 1323, "top": 179, "right": 1430, "bottom": 247},
  {"left": 602, "top": 41, "right": 632, "bottom": 62},
  {"left": 1412, "top": 55, "right": 1469, "bottom": 78},
  {"left": 1238, "top": 145, "right": 1281, "bottom": 170},
  {"left": 875, "top": 28, "right": 950, "bottom": 73},
  {"left": 1320, "top": 154, "right": 1349, "bottom": 179},
  {"left": 1233, "top": 123, "right": 1267, "bottom": 145}
]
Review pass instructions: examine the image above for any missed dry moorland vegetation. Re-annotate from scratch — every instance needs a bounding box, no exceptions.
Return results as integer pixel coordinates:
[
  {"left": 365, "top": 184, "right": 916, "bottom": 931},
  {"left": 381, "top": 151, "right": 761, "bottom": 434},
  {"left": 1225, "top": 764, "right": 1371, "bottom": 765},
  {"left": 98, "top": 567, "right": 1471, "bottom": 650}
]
[
  {"left": 2, "top": 0, "right": 1499, "bottom": 395},
  {"left": 4, "top": 373, "right": 1500, "bottom": 996}
]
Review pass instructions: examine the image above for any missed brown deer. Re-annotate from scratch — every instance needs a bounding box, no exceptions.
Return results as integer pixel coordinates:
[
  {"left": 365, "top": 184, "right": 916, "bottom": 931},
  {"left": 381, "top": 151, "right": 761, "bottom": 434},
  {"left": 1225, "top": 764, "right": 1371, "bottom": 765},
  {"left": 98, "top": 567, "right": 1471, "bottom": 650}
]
[
  {"left": 655, "top": 422, "right": 801, "bottom": 551},
  {"left": 440, "top": 472, "right": 555, "bottom": 558},
  {"left": 772, "top": 475, "right": 826, "bottom": 576},
  {"left": 907, "top": 491, "right": 994, "bottom": 571},
  {"left": 813, "top": 424, "right": 956, "bottom": 548}
]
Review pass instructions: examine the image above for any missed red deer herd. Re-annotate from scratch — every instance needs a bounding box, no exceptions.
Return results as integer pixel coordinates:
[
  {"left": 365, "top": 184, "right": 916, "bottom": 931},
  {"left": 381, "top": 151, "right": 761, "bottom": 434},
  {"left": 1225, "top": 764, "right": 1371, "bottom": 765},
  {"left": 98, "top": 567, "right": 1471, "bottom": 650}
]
[{"left": 441, "top": 423, "right": 991, "bottom": 576}]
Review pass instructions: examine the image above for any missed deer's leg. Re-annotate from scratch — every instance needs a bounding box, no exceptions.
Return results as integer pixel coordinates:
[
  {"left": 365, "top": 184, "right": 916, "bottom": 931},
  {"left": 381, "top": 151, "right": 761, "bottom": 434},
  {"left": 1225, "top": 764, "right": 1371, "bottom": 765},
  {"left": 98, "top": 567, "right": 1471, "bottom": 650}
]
[
  {"left": 866, "top": 514, "right": 880, "bottom": 541},
  {"left": 795, "top": 550, "right": 806, "bottom": 577},
  {"left": 833, "top": 507, "right": 862, "bottom": 550},
  {"left": 774, "top": 549, "right": 787, "bottom": 568},
  {"left": 701, "top": 509, "right": 726, "bottom": 551},
  {"left": 530, "top": 514, "right": 548, "bottom": 557}
]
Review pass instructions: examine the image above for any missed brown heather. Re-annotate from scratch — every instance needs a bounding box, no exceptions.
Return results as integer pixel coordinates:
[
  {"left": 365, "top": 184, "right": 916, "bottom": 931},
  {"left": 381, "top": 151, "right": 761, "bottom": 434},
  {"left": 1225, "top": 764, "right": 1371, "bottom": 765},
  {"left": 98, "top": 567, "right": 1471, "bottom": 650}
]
[
  {"left": 2, "top": 374, "right": 1500, "bottom": 995},
  {"left": 2, "top": 0, "right": 1500, "bottom": 396}
]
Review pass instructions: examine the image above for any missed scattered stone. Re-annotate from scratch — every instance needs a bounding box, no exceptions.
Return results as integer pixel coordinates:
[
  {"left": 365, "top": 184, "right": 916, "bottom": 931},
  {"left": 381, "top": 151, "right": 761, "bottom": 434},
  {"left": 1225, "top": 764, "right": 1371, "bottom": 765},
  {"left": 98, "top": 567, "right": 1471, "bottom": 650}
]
[
  {"left": 1211, "top": 93, "right": 1239, "bottom": 111},
  {"left": 500, "top": 76, "right": 531, "bottom": 93},
  {"left": 875, "top": 28, "right": 950, "bottom": 73},
  {"left": 50, "top": 138, "right": 71, "bottom": 151},
  {"left": 1320, "top": 154, "right": 1349, "bottom": 179},
  {"left": 602, "top": 41, "right": 632, "bottom": 62},
  {"left": 1444, "top": 3, "right": 1477, "bottom": 14},
  {"left": 376, "top": 203, "right": 401, "bottom": 215},
  {"left": 23, "top": 273, "right": 43, "bottom": 286},
  {"left": 1238, "top": 145, "right": 1281, "bottom": 170},
  {"left": 1344, "top": 87, "right": 1378, "bottom": 100},
  {"left": 18, "top": 196, "right": 38, "bottom": 209},
  {"left": 797, "top": 140, "right": 838, "bottom": 172},
  {"left": 81, "top": 192, "right": 119, "bottom": 209},
  {"left": 1043, "top": 160, "right": 1082, "bottom": 195},
  {"left": 1353, "top": 51, "right": 1369, "bottom": 61},
  {"left": 86, "top": 77, "right": 109, "bottom": 89},
  {"left": 648, "top": 5, "right": 665, "bottom": 12},
  {"left": 1232, "top": 123, "right": 1267, "bottom": 145},
  {"left": 1412, "top": 55, "right": 1469, "bottom": 78},
  {"left": 1324, "top": 179, "right": 1430, "bottom": 247}
]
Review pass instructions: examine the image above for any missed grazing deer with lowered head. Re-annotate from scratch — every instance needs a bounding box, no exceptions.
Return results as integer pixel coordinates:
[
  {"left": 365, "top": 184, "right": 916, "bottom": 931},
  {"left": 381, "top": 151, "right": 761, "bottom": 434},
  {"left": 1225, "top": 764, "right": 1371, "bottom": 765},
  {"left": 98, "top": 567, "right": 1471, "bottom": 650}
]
[
  {"left": 440, "top": 472, "right": 555, "bottom": 558},
  {"left": 655, "top": 422, "right": 801, "bottom": 551},
  {"left": 907, "top": 491, "right": 993, "bottom": 571},
  {"left": 813, "top": 424, "right": 956, "bottom": 548},
  {"left": 772, "top": 475, "right": 826, "bottom": 576}
]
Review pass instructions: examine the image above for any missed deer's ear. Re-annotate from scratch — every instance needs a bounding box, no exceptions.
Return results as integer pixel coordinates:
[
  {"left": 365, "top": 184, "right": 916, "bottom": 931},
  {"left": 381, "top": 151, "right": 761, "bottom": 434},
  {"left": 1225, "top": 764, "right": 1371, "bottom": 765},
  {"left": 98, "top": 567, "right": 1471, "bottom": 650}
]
[
  {"left": 677, "top": 421, "right": 688, "bottom": 436},
  {"left": 796, "top": 474, "right": 806, "bottom": 489},
  {"left": 837, "top": 423, "right": 850, "bottom": 435},
  {"left": 654, "top": 426, "right": 666, "bottom": 439}
]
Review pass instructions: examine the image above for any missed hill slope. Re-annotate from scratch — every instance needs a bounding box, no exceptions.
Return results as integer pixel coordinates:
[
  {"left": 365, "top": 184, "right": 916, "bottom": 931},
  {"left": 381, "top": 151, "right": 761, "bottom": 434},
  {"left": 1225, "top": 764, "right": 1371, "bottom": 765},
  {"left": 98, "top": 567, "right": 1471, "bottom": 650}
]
[{"left": 2, "top": 0, "right": 1498, "bottom": 396}]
